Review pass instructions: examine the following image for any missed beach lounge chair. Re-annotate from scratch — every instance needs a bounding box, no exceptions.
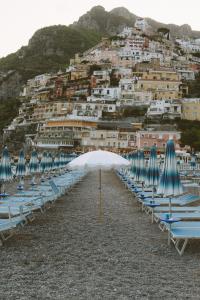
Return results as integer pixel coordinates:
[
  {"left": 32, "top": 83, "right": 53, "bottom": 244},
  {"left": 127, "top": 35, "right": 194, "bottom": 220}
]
[
  {"left": 153, "top": 206, "right": 200, "bottom": 213},
  {"left": 170, "top": 226, "right": 200, "bottom": 255},
  {"left": 141, "top": 194, "right": 200, "bottom": 207},
  {"left": 2, "top": 196, "right": 45, "bottom": 214},
  {"left": 0, "top": 214, "right": 25, "bottom": 244},
  {"left": 154, "top": 212, "right": 200, "bottom": 223}
]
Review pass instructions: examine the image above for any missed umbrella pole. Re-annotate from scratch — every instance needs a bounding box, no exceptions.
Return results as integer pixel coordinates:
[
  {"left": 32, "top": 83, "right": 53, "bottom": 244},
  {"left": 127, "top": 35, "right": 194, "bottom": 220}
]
[
  {"left": 169, "top": 197, "right": 172, "bottom": 218},
  {"left": 2, "top": 182, "right": 5, "bottom": 194},
  {"left": 99, "top": 168, "right": 103, "bottom": 221},
  {"left": 168, "top": 197, "right": 172, "bottom": 246},
  {"left": 151, "top": 186, "right": 155, "bottom": 223}
]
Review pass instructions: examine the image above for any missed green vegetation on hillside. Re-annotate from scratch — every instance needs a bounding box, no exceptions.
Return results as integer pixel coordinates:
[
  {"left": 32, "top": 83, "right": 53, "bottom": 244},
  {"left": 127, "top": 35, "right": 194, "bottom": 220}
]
[
  {"left": 122, "top": 107, "right": 148, "bottom": 117},
  {"left": 187, "top": 73, "right": 200, "bottom": 98},
  {"left": 0, "top": 26, "right": 101, "bottom": 81},
  {"left": 0, "top": 98, "right": 20, "bottom": 133},
  {"left": 176, "top": 119, "right": 200, "bottom": 151}
]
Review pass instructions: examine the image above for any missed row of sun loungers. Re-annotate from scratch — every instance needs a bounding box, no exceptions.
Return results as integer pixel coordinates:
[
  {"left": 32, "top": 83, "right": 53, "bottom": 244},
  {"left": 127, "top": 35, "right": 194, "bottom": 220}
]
[
  {"left": 0, "top": 169, "right": 86, "bottom": 246},
  {"left": 118, "top": 171, "right": 200, "bottom": 255}
]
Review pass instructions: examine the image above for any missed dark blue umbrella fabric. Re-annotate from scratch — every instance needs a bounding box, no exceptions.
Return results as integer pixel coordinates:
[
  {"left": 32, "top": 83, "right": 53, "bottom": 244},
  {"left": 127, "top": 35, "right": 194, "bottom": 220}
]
[
  {"left": 145, "top": 146, "right": 159, "bottom": 187},
  {"left": 16, "top": 150, "right": 26, "bottom": 177},
  {"left": 157, "top": 140, "right": 183, "bottom": 197}
]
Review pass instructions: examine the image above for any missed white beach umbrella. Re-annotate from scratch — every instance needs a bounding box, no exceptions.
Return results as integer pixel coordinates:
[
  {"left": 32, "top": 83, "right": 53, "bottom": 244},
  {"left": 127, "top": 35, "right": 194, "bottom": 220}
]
[{"left": 68, "top": 150, "right": 130, "bottom": 170}]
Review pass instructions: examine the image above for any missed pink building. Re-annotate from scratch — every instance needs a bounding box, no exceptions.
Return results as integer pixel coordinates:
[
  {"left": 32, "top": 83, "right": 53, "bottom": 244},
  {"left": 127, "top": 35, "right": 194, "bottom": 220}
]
[{"left": 136, "top": 131, "right": 181, "bottom": 151}]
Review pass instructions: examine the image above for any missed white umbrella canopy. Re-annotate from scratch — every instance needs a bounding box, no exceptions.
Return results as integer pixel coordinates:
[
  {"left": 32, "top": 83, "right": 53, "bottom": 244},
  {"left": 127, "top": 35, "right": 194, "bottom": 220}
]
[{"left": 68, "top": 150, "right": 130, "bottom": 170}]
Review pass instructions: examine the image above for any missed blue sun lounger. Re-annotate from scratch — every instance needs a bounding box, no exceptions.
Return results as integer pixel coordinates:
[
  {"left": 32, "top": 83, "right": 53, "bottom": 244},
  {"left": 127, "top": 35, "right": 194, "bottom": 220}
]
[
  {"left": 161, "top": 221, "right": 200, "bottom": 231},
  {"left": 1, "top": 196, "right": 45, "bottom": 213},
  {"left": 170, "top": 227, "right": 200, "bottom": 255},
  {"left": 141, "top": 194, "right": 200, "bottom": 206},
  {"left": 155, "top": 212, "right": 200, "bottom": 222},
  {"left": 153, "top": 206, "right": 200, "bottom": 213}
]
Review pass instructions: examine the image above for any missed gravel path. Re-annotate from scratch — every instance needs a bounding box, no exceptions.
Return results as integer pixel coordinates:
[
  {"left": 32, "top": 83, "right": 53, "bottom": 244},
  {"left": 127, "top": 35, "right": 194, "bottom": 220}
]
[{"left": 1, "top": 171, "right": 200, "bottom": 299}]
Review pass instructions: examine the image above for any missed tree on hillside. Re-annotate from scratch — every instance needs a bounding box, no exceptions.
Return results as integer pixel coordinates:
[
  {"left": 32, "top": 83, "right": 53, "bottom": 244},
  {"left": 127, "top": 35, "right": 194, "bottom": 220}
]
[
  {"left": 157, "top": 27, "right": 170, "bottom": 40},
  {"left": 187, "top": 72, "right": 200, "bottom": 98}
]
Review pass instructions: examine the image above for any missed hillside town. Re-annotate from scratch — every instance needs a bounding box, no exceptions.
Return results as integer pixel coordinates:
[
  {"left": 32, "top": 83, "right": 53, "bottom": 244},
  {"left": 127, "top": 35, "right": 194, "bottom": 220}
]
[{"left": 4, "top": 18, "right": 200, "bottom": 154}]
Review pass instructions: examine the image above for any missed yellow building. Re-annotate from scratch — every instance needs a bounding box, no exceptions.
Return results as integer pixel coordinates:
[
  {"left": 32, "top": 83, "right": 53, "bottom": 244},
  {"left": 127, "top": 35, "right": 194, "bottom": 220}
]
[
  {"left": 32, "top": 102, "right": 70, "bottom": 121},
  {"left": 133, "top": 70, "right": 183, "bottom": 100},
  {"left": 70, "top": 70, "right": 88, "bottom": 81},
  {"left": 181, "top": 99, "right": 200, "bottom": 121}
]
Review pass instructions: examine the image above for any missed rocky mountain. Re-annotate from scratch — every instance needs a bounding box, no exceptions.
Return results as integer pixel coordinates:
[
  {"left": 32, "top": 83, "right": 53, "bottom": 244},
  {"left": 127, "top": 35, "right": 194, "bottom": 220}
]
[
  {"left": 72, "top": 6, "right": 200, "bottom": 38},
  {"left": 71, "top": 6, "right": 135, "bottom": 35},
  {"left": 0, "top": 25, "right": 101, "bottom": 83}
]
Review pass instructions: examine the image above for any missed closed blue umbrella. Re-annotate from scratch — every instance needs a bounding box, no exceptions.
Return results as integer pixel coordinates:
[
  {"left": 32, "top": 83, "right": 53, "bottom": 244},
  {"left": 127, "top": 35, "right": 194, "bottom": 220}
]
[
  {"left": 54, "top": 154, "right": 60, "bottom": 169},
  {"left": 40, "top": 152, "right": 48, "bottom": 182},
  {"left": 29, "top": 150, "right": 39, "bottom": 185},
  {"left": 157, "top": 140, "right": 183, "bottom": 245},
  {"left": 40, "top": 152, "right": 48, "bottom": 173},
  {"left": 16, "top": 150, "right": 26, "bottom": 176},
  {"left": 130, "top": 152, "right": 136, "bottom": 179},
  {"left": 46, "top": 153, "right": 53, "bottom": 178},
  {"left": 145, "top": 146, "right": 160, "bottom": 188},
  {"left": 135, "top": 150, "right": 146, "bottom": 184},
  {"left": 16, "top": 150, "right": 26, "bottom": 190},
  {"left": 48, "top": 153, "right": 53, "bottom": 171},
  {"left": 157, "top": 140, "right": 183, "bottom": 198},
  {"left": 0, "top": 147, "right": 13, "bottom": 195},
  {"left": 29, "top": 150, "right": 39, "bottom": 174}
]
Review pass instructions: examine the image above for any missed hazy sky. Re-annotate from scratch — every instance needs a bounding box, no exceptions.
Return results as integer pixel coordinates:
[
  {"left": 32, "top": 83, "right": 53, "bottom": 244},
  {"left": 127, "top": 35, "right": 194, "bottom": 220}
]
[{"left": 0, "top": 0, "right": 200, "bottom": 58}]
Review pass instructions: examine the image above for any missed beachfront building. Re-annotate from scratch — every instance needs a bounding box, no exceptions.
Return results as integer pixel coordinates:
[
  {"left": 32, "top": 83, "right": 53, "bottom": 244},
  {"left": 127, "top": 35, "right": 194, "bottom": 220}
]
[
  {"left": 35, "top": 117, "right": 98, "bottom": 149},
  {"left": 136, "top": 130, "right": 181, "bottom": 151},
  {"left": 146, "top": 100, "right": 182, "bottom": 119},
  {"left": 181, "top": 98, "right": 200, "bottom": 121},
  {"left": 34, "top": 116, "right": 138, "bottom": 151},
  {"left": 82, "top": 127, "right": 136, "bottom": 151}
]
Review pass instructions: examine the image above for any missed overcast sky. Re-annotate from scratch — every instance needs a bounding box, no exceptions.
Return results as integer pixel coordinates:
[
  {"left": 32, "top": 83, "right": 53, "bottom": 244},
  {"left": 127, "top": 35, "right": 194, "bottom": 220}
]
[{"left": 0, "top": 0, "right": 200, "bottom": 58}]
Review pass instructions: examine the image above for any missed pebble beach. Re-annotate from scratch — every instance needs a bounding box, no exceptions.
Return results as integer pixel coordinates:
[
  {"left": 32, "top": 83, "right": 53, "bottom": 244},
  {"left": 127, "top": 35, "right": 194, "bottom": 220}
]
[{"left": 0, "top": 171, "right": 200, "bottom": 299}]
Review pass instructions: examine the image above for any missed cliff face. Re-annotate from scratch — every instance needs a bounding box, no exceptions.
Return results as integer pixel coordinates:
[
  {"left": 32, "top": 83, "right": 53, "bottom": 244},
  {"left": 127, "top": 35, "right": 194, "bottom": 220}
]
[
  {"left": 0, "top": 25, "right": 101, "bottom": 83},
  {"left": 73, "top": 6, "right": 200, "bottom": 39},
  {"left": 71, "top": 6, "right": 135, "bottom": 35},
  {"left": 0, "top": 71, "right": 22, "bottom": 100}
]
